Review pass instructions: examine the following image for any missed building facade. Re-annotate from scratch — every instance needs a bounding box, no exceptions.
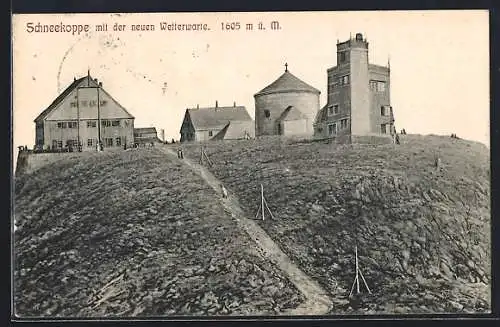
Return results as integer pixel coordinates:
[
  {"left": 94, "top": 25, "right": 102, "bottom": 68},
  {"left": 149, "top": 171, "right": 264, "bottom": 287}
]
[
  {"left": 34, "top": 72, "right": 135, "bottom": 151},
  {"left": 134, "top": 127, "right": 160, "bottom": 145},
  {"left": 179, "top": 102, "right": 254, "bottom": 142},
  {"left": 254, "top": 65, "right": 320, "bottom": 137},
  {"left": 314, "top": 33, "right": 395, "bottom": 138}
]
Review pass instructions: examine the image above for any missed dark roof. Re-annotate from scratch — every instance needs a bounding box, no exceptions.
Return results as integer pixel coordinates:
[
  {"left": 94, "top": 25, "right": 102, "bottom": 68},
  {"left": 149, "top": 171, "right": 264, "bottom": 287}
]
[
  {"left": 211, "top": 122, "right": 231, "bottom": 140},
  {"left": 34, "top": 74, "right": 134, "bottom": 122},
  {"left": 134, "top": 127, "right": 157, "bottom": 134},
  {"left": 185, "top": 106, "right": 253, "bottom": 130},
  {"left": 277, "top": 106, "right": 307, "bottom": 122},
  {"left": 211, "top": 121, "right": 253, "bottom": 140},
  {"left": 255, "top": 70, "right": 320, "bottom": 96},
  {"left": 315, "top": 104, "right": 330, "bottom": 123}
]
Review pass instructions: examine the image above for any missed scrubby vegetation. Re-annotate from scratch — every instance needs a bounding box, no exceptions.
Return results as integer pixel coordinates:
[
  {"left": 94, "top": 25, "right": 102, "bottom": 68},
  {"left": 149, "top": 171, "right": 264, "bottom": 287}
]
[
  {"left": 179, "top": 135, "right": 491, "bottom": 314},
  {"left": 14, "top": 148, "right": 304, "bottom": 317}
]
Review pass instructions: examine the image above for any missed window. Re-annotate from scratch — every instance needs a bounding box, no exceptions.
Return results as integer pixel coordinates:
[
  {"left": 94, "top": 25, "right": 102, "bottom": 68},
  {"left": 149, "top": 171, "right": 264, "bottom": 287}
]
[
  {"left": 57, "top": 122, "right": 67, "bottom": 129},
  {"left": 340, "top": 75, "right": 350, "bottom": 86},
  {"left": 105, "top": 138, "right": 113, "bottom": 146},
  {"left": 264, "top": 110, "right": 271, "bottom": 118},
  {"left": 89, "top": 100, "right": 97, "bottom": 107},
  {"left": 381, "top": 106, "right": 387, "bottom": 116},
  {"left": 100, "top": 100, "right": 108, "bottom": 106},
  {"left": 67, "top": 139, "right": 78, "bottom": 147},
  {"left": 111, "top": 120, "right": 120, "bottom": 127},
  {"left": 328, "top": 123, "right": 337, "bottom": 135},
  {"left": 102, "top": 120, "right": 112, "bottom": 127},
  {"left": 87, "top": 138, "right": 94, "bottom": 147},
  {"left": 328, "top": 105, "right": 339, "bottom": 116},
  {"left": 81, "top": 100, "right": 88, "bottom": 107},
  {"left": 381, "top": 124, "right": 387, "bottom": 134},
  {"left": 68, "top": 121, "right": 78, "bottom": 128},
  {"left": 116, "top": 137, "right": 122, "bottom": 146},
  {"left": 340, "top": 119, "right": 348, "bottom": 129},
  {"left": 208, "top": 131, "right": 213, "bottom": 137},
  {"left": 87, "top": 121, "right": 97, "bottom": 128},
  {"left": 70, "top": 102, "right": 77, "bottom": 108},
  {"left": 370, "top": 80, "right": 386, "bottom": 92}
]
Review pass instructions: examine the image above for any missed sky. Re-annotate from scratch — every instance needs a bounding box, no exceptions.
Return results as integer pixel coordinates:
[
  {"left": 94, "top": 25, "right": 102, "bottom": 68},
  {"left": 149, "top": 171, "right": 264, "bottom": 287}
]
[{"left": 12, "top": 10, "right": 490, "bottom": 161}]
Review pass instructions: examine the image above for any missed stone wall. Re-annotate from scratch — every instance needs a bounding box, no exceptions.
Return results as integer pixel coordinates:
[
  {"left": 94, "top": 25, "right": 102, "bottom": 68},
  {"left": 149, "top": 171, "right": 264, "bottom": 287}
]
[
  {"left": 255, "top": 91, "right": 319, "bottom": 137},
  {"left": 16, "top": 152, "right": 85, "bottom": 176}
]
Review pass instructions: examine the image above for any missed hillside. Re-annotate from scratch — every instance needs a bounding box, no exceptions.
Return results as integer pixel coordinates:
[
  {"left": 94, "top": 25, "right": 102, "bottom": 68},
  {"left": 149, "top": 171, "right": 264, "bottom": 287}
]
[
  {"left": 179, "top": 135, "right": 491, "bottom": 314},
  {"left": 14, "top": 148, "right": 305, "bottom": 317}
]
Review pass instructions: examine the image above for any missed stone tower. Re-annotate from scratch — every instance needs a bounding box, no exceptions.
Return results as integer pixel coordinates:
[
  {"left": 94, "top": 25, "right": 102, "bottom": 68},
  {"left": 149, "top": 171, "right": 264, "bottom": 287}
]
[{"left": 339, "top": 33, "right": 370, "bottom": 135}]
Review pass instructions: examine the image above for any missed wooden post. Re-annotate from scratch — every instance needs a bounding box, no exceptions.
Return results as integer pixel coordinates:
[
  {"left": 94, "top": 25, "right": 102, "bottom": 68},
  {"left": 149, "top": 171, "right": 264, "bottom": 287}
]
[
  {"left": 97, "top": 87, "right": 101, "bottom": 150},
  {"left": 261, "top": 184, "right": 265, "bottom": 221},
  {"left": 355, "top": 246, "right": 360, "bottom": 294},
  {"left": 76, "top": 87, "right": 80, "bottom": 151}
]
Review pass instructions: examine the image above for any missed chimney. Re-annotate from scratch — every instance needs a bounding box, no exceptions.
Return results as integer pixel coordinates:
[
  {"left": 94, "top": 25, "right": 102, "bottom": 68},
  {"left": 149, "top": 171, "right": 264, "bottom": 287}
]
[
  {"left": 197, "top": 104, "right": 199, "bottom": 109},
  {"left": 99, "top": 82, "right": 103, "bottom": 87},
  {"left": 233, "top": 101, "right": 236, "bottom": 107},
  {"left": 74, "top": 77, "right": 76, "bottom": 81},
  {"left": 215, "top": 100, "right": 218, "bottom": 108},
  {"left": 94, "top": 78, "right": 98, "bottom": 83}
]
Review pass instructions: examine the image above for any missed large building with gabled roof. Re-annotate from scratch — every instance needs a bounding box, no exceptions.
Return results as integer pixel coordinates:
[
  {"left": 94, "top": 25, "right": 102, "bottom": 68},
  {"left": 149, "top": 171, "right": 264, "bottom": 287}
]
[
  {"left": 34, "top": 72, "right": 135, "bottom": 151},
  {"left": 179, "top": 101, "right": 254, "bottom": 142},
  {"left": 254, "top": 64, "right": 321, "bottom": 137}
]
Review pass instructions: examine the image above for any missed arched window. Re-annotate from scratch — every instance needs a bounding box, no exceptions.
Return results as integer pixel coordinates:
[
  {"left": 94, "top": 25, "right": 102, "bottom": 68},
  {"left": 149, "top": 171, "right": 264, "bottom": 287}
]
[{"left": 264, "top": 110, "right": 271, "bottom": 118}]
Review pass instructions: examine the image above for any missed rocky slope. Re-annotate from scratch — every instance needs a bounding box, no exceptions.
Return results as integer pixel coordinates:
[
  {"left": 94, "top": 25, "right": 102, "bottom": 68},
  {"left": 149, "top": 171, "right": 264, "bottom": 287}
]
[
  {"left": 14, "top": 148, "right": 304, "bottom": 317},
  {"left": 179, "top": 135, "right": 491, "bottom": 314}
]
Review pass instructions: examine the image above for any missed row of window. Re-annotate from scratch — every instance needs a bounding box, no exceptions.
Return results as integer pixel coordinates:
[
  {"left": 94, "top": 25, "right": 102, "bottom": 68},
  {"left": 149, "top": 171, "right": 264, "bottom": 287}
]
[
  {"left": 70, "top": 100, "right": 108, "bottom": 108},
  {"left": 327, "top": 78, "right": 386, "bottom": 93},
  {"left": 326, "top": 118, "right": 349, "bottom": 135},
  {"left": 370, "top": 80, "right": 386, "bottom": 92},
  {"left": 57, "top": 121, "right": 78, "bottom": 129},
  {"left": 51, "top": 137, "right": 124, "bottom": 148},
  {"left": 380, "top": 123, "right": 394, "bottom": 134},
  {"left": 327, "top": 104, "right": 339, "bottom": 116},
  {"left": 56, "top": 120, "right": 124, "bottom": 129},
  {"left": 380, "top": 105, "right": 392, "bottom": 116},
  {"left": 328, "top": 75, "right": 350, "bottom": 91},
  {"left": 87, "top": 137, "right": 122, "bottom": 147}
]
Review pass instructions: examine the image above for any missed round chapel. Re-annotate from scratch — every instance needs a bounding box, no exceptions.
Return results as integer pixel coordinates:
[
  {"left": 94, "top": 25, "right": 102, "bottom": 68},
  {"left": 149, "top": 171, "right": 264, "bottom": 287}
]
[{"left": 254, "top": 64, "right": 320, "bottom": 137}]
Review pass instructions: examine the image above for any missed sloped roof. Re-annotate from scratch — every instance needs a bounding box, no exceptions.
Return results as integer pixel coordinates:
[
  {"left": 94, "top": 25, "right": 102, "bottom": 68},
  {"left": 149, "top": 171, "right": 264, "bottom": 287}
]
[
  {"left": 277, "top": 106, "right": 308, "bottom": 122},
  {"left": 134, "top": 127, "right": 157, "bottom": 134},
  {"left": 315, "top": 104, "right": 330, "bottom": 123},
  {"left": 186, "top": 106, "right": 253, "bottom": 130},
  {"left": 211, "top": 121, "right": 253, "bottom": 140},
  {"left": 34, "top": 76, "right": 86, "bottom": 122},
  {"left": 34, "top": 74, "right": 134, "bottom": 122},
  {"left": 211, "top": 122, "right": 231, "bottom": 140},
  {"left": 255, "top": 70, "right": 320, "bottom": 96}
]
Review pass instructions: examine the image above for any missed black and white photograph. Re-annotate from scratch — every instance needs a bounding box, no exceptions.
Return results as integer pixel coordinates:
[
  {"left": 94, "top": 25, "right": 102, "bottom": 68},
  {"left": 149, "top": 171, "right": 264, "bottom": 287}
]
[{"left": 11, "top": 10, "right": 490, "bottom": 318}]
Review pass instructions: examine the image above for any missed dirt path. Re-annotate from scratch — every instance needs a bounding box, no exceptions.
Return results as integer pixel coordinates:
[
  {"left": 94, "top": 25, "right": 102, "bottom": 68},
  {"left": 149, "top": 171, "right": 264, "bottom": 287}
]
[{"left": 157, "top": 146, "right": 333, "bottom": 315}]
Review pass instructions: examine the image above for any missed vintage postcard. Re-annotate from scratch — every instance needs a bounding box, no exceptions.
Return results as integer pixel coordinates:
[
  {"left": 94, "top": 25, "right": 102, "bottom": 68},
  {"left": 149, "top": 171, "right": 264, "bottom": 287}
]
[{"left": 12, "top": 10, "right": 490, "bottom": 319}]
